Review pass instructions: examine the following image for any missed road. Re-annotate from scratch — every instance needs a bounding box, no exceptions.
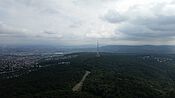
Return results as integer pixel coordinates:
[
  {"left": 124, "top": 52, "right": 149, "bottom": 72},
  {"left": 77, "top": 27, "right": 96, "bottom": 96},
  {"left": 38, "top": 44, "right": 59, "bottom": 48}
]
[{"left": 72, "top": 71, "right": 91, "bottom": 92}]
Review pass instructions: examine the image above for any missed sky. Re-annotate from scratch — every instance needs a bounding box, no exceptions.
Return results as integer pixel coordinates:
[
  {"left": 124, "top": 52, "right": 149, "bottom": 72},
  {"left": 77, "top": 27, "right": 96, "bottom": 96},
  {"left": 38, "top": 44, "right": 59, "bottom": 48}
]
[{"left": 0, "top": 0, "right": 175, "bottom": 46}]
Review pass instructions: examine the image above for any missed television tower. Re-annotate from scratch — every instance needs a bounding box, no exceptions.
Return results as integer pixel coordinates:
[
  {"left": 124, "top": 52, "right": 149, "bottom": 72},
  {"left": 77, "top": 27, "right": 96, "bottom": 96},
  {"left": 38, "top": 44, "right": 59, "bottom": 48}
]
[{"left": 96, "top": 40, "right": 100, "bottom": 57}]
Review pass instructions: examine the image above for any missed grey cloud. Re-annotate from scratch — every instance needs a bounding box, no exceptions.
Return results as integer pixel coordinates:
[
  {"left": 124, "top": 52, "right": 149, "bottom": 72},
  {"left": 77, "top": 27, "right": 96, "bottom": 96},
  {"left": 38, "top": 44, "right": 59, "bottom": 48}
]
[
  {"left": 44, "top": 31, "right": 57, "bottom": 34},
  {"left": 41, "top": 30, "right": 63, "bottom": 39},
  {"left": 132, "top": 15, "right": 175, "bottom": 32},
  {"left": 130, "top": 15, "right": 175, "bottom": 37},
  {"left": 133, "top": 15, "right": 175, "bottom": 25},
  {"left": 69, "top": 21, "right": 82, "bottom": 28},
  {"left": 103, "top": 10, "right": 126, "bottom": 23},
  {"left": 11, "top": 0, "right": 60, "bottom": 15},
  {"left": 73, "top": 0, "right": 117, "bottom": 7},
  {"left": 118, "top": 21, "right": 175, "bottom": 40},
  {"left": 101, "top": 2, "right": 175, "bottom": 42},
  {"left": 118, "top": 23, "right": 155, "bottom": 37},
  {"left": 0, "top": 23, "right": 26, "bottom": 36},
  {"left": 40, "top": 8, "right": 60, "bottom": 14},
  {"left": 148, "top": 24, "right": 175, "bottom": 31}
]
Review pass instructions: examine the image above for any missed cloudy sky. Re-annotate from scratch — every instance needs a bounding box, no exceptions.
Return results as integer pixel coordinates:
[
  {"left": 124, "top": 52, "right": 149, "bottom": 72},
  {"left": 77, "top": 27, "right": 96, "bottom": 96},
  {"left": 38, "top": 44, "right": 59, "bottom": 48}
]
[{"left": 0, "top": 0, "right": 175, "bottom": 46}]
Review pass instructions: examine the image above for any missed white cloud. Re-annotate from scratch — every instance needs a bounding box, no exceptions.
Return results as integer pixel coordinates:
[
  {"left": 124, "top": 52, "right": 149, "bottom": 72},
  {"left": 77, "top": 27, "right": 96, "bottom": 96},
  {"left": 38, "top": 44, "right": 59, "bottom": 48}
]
[{"left": 86, "top": 31, "right": 116, "bottom": 39}]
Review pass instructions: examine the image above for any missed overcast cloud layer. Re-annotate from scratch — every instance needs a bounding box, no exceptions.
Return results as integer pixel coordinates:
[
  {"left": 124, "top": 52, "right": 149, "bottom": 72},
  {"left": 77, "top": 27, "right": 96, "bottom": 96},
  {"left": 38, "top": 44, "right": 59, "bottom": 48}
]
[{"left": 0, "top": 0, "right": 175, "bottom": 45}]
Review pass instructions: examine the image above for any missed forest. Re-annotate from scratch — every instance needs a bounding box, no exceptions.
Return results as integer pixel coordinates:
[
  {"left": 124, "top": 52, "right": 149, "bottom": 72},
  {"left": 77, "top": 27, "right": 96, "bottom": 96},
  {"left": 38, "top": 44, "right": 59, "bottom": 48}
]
[{"left": 1, "top": 52, "right": 175, "bottom": 98}]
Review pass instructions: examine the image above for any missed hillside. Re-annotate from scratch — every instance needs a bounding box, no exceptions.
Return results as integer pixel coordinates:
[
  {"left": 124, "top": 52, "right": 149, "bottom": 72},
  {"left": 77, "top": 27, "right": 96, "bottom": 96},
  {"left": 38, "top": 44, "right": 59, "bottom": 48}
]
[{"left": 100, "top": 45, "right": 175, "bottom": 54}]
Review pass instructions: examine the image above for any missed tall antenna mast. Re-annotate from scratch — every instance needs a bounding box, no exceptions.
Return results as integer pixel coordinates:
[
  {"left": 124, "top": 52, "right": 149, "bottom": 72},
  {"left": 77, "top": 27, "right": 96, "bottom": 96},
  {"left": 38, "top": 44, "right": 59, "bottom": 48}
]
[{"left": 96, "top": 40, "right": 100, "bottom": 57}]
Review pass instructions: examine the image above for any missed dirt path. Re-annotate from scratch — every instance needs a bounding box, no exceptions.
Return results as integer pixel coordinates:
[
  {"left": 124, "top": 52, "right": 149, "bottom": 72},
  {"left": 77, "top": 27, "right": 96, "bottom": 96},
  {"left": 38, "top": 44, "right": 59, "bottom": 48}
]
[{"left": 72, "top": 71, "right": 91, "bottom": 92}]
